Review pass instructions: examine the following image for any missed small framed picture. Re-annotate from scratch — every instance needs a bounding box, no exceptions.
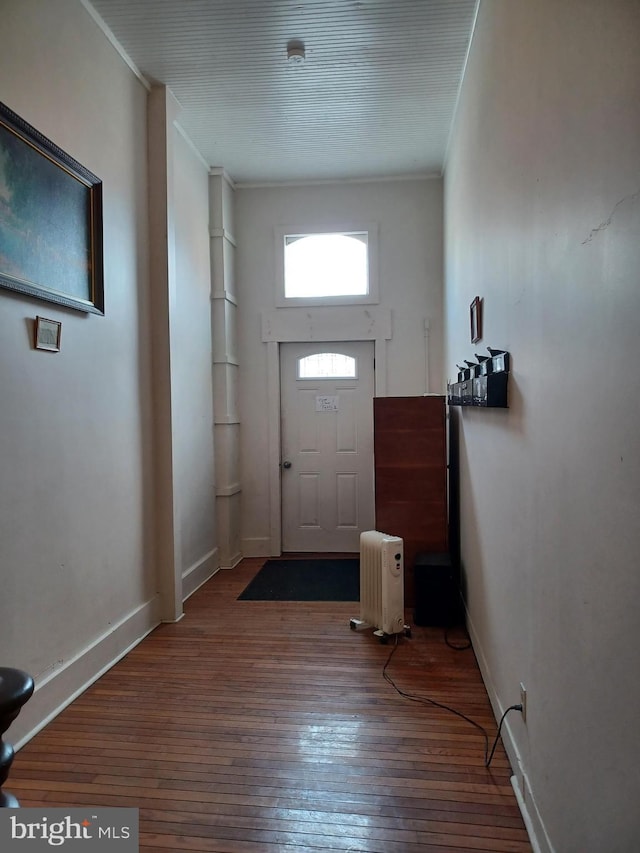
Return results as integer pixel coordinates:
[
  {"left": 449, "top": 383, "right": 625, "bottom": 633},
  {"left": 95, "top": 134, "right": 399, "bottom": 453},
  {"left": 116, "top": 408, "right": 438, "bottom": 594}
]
[
  {"left": 470, "top": 296, "right": 483, "bottom": 344},
  {"left": 34, "top": 316, "right": 62, "bottom": 352}
]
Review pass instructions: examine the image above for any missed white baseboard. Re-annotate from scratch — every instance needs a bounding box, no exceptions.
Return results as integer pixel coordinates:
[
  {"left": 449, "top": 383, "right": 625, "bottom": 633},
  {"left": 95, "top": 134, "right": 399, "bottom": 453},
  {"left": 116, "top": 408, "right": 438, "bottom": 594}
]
[
  {"left": 182, "top": 546, "right": 219, "bottom": 601},
  {"left": 240, "top": 537, "right": 271, "bottom": 558},
  {"left": 465, "top": 609, "right": 555, "bottom": 853},
  {"left": 10, "top": 595, "right": 160, "bottom": 751},
  {"left": 510, "top": 771, "right": 555, "bottom": 853},
  {"left": 219, "top": 549, "right": 243, "bottom": 569}
]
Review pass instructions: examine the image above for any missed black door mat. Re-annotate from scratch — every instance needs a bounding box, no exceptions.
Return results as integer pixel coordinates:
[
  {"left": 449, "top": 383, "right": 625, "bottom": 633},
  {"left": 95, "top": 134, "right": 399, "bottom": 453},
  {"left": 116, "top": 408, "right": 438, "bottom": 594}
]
[{"left": 238, "top": 559, "right": 359, "bottom": 601}]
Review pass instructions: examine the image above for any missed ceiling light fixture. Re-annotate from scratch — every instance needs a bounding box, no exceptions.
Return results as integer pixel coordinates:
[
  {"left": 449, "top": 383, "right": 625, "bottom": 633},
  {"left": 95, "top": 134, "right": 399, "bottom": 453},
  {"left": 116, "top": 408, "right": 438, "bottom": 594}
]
[{"left": 287, "top": 39, "right": 305, "bottom": 66}]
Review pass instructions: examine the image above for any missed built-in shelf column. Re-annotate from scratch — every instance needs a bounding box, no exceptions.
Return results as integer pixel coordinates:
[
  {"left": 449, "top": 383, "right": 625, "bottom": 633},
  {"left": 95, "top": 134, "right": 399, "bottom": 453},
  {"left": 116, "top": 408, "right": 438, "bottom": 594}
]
[
  {"left": 209, "top": 169, "right": 242, "bottom": 567},
  {"left": 148, "top": 85, "right": 183, "bottom": 621}
]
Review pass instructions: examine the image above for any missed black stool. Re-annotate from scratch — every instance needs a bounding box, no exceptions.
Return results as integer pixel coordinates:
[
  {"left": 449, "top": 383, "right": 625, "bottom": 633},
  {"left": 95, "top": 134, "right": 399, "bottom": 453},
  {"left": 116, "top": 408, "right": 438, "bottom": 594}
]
[{"left": 0, "top": 668, "right": 35, "bottom": 808}]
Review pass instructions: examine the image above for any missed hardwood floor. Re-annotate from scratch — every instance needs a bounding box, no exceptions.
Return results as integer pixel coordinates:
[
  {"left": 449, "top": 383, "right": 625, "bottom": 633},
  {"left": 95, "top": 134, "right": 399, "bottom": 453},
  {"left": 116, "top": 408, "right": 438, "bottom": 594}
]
[{"left": 9, "top": 558, "right": 531, "bottom": 852}]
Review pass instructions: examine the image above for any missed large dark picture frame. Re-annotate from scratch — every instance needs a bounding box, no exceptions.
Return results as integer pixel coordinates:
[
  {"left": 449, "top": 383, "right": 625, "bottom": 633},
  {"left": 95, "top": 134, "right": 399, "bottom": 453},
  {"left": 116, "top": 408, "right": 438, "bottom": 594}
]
[{"left": 0, "top": 101, "right": 103, "bottom": 314}]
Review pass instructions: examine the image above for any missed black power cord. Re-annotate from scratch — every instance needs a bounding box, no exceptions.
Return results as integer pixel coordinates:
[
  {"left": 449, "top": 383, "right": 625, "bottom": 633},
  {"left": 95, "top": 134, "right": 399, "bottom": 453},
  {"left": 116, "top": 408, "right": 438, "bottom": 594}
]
[
  {"left": 444, "top": 624, "right": 472, "bottom": 650},
  {"left": 382, "top": 635, "right": 523, "bottom": 767},
  {"left": 486, "top": 703, "right": 523, "bottom": 766}
]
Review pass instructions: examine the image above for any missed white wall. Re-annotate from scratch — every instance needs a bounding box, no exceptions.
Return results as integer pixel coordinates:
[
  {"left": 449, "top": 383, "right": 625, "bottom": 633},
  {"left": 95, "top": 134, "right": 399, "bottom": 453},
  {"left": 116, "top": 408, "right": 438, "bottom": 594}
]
[
  {"left": 0, "top": 0, "right": 218, "bottom": 742},
  {"left": 444, "top": 2, "right": 640, "bottom": 850},
  {"left": 173, "top": 130, "right": 217, "bottom": 593},
  {"left": 0, "top": 0, "right": 156, "bottom": 739},
  {"left": 236, "top": 179, "right": 443, "bottom": 554}
]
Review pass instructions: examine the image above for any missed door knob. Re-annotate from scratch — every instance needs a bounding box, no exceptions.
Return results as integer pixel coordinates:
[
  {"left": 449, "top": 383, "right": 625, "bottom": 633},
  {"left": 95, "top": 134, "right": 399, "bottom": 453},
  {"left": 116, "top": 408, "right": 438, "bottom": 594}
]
[{"left": 282, "top": 460, "right": 292, "bottom": 469}]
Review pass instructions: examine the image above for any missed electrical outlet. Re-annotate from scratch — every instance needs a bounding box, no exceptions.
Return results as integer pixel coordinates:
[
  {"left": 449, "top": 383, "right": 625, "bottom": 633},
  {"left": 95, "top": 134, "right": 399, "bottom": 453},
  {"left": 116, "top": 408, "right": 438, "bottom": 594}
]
[{"left": 519, "top": 682, "right": 527, "bottom": 723}]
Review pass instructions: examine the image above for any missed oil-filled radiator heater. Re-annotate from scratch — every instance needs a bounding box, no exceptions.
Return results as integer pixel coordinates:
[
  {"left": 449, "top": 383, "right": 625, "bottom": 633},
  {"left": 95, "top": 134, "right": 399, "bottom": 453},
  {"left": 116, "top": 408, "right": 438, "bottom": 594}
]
[{"left": 350, "top": 530, "right": 409, "bottom": 640}]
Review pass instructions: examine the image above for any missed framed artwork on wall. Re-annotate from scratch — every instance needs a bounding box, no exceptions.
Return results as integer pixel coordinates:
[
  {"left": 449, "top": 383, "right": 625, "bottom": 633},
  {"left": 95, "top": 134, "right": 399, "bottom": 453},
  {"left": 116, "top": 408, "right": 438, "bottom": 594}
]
[
  {"left": 0, "top": 100, "right": 104, "bottom": 314},
  {"left": 34, "top": 316, "right": 62, "bottom": 352},
  {"left": 470, "top": 296, "right": 483, "bottom": 344}
]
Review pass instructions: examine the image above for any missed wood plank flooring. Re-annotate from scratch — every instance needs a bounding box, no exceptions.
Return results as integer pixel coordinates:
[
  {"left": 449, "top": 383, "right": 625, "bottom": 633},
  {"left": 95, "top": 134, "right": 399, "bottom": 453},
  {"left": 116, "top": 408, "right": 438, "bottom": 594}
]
[{"left": 9, "top": 558, "right": 531, "bottom": 852}]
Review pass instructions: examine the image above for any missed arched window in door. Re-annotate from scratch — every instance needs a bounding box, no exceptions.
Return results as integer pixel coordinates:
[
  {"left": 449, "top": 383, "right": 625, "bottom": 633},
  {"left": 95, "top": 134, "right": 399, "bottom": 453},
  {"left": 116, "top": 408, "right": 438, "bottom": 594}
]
[{"left": 297, "top": 352, "right": 357, "bottom": 379}]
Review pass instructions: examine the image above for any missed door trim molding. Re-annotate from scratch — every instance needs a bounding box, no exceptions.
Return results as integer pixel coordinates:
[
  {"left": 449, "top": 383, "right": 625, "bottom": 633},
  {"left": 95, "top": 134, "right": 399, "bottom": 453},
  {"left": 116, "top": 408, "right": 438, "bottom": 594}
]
[
  {"left": 263, "top": 308, "right": 391, "bottom": 556},
  {"left": 267, "top": 340, "right": 282, "bottom": 555}
]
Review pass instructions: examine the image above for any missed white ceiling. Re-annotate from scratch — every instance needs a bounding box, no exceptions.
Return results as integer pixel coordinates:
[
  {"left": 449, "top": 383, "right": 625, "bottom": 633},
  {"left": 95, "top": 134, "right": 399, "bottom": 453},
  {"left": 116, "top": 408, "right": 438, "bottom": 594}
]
[{"left": 87, "top": 0, "right": 478, "bottom": 185}]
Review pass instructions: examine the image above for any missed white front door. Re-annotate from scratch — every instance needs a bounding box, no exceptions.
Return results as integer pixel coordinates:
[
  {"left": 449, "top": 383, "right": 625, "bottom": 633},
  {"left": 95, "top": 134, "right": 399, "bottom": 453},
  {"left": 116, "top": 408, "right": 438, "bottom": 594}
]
[{"left": 280, "top": 341, "right": 375, "bottom": 552}]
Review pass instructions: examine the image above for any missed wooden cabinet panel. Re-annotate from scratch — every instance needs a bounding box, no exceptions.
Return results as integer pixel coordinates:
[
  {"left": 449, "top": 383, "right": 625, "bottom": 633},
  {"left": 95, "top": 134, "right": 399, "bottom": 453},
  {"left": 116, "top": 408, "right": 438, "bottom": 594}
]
[
  {"left": 373, "top": 430, "right": 445, "bottom": 468},
  {"left": 374, "top": 468, "right": 445, "bottom": 503},
  {"left": 374, "top": 396, "right": 448, "bottom": 605}
]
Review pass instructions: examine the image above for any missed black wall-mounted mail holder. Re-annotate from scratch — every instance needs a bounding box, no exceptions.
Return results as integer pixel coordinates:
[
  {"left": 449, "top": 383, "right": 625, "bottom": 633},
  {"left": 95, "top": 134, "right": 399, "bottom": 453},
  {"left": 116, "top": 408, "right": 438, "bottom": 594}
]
[{"left": 448, "top": 348, "right": 510, "bottom": 408}]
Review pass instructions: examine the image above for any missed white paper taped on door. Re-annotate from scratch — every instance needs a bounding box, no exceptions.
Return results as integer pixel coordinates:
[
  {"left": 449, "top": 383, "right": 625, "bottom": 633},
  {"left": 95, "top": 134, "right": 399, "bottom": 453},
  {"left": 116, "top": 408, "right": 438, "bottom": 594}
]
[{"left": 316, "top": 395, "right": 339, "bottom": 412}]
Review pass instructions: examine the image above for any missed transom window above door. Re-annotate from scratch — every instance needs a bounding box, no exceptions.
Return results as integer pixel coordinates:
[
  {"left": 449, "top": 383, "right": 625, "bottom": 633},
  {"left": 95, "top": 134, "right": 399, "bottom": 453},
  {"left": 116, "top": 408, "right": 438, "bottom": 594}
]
[
  {"left": 297, "top": 352, "right": 357, "bottom": 379},
  {"left": 275, "top": 224, "right": 379, "bottom": 307}
]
